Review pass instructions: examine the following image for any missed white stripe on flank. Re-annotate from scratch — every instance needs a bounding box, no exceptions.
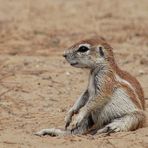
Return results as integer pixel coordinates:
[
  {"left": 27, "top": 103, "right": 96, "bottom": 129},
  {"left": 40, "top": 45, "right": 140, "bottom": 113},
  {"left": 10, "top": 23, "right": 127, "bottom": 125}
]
[{"left": 115, "top": 74, "right": 142, "bottom": 108}]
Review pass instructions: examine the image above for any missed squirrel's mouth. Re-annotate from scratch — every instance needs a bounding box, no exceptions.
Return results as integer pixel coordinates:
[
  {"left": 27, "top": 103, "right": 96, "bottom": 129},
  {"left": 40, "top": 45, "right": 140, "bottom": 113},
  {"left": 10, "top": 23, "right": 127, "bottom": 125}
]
[{"left": 70, "top": 62, "right": 78, "bottom": 66}]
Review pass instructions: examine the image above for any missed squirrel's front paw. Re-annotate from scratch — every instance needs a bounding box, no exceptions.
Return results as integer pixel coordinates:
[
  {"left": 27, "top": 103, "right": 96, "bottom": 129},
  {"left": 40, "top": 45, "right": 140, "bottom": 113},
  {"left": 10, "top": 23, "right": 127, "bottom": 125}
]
[
  {"left": 65, "top": 110, "right": 74, "bottom": 129},
  {"left": 65, "top": 115, "right": 72, "bottom": 129},
  {"left": 72, "top": 111, "right": 87, "bottom": 128}
]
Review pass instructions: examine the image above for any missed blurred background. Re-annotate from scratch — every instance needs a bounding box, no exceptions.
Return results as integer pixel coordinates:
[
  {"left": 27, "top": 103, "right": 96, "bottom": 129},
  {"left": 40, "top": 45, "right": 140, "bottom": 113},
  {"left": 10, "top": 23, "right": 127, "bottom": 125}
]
[
  {"left": 0, "top": 0, "right": 148, "bottom": 55},
  {"left": 0, "top": 0, "right": 148, "bottom": 148}
]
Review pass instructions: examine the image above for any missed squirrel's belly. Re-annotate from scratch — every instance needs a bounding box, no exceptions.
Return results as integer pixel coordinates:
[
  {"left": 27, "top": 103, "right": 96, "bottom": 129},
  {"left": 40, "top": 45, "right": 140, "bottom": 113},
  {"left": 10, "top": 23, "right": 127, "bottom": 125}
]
[{"left": 92, "top": 88, "right": 138, "bottom": 128}]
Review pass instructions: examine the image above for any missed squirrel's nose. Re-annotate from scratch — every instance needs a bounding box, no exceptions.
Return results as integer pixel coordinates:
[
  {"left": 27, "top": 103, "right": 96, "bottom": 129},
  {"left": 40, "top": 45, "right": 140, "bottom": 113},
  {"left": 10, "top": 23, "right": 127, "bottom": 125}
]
[{"left": 63, "top": 53, "right": 67, "bottom": 58}]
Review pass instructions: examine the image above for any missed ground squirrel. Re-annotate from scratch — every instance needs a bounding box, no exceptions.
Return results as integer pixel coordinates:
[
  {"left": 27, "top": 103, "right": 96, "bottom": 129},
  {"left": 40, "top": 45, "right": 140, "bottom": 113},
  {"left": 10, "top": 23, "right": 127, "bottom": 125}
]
[{"left": 35, "top": 37, "right": 145, "bottom": 136}]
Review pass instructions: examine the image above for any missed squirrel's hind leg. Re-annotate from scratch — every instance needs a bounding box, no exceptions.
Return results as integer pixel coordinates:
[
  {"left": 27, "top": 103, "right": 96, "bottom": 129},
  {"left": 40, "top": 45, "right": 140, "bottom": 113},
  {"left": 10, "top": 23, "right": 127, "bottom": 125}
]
[
  {"left": 35, "top": 113, "right": 95, "bottom": 136},
  {"left": 35, "top": 128, "right": 71, "bottom": 137},
  {"left": 96, "top": 110, "right": 145, "bottom": 135}
]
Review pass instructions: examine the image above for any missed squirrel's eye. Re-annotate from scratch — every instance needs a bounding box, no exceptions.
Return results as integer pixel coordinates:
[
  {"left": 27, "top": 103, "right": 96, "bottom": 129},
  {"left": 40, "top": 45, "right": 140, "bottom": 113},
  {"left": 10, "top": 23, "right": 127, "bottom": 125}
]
[{"left": 77, "top": 46, "right": 89, "bottom": 53}]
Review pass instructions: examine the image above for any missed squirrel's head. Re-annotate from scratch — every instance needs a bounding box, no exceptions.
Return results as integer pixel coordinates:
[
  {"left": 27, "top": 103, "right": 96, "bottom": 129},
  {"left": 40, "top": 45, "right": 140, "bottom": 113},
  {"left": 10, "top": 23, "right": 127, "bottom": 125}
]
[{"left": 63, "top": 37, "right": 115, "bottom": 69}]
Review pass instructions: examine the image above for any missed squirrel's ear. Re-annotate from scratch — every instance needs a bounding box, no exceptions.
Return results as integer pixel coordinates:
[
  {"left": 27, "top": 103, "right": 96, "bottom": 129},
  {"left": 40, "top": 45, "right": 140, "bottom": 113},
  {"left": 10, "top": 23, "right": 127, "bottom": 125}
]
[{"left": 97, "top": 46, "right": 104, "bottom": 57}]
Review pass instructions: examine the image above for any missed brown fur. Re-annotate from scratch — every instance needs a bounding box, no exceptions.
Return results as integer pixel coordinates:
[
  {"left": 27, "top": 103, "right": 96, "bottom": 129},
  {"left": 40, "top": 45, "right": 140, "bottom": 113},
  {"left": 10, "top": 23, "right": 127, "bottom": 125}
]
[{"left": 72, "top": 36, "right": 145, "bottom": 110}]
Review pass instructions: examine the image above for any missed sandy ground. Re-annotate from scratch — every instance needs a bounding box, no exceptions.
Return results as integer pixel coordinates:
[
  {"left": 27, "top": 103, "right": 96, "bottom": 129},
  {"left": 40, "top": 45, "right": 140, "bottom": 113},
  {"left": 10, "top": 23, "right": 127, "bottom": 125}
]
[{"left": 0, "top": 0, "right": 148, "bottom": 148}]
